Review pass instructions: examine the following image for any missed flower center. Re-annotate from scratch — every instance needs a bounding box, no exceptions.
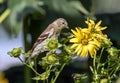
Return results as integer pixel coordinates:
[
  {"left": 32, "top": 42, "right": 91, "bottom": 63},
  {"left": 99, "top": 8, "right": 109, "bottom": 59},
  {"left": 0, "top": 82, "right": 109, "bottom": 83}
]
[{"left": 81, "top": 39, "right": 88, "bottom": 45}]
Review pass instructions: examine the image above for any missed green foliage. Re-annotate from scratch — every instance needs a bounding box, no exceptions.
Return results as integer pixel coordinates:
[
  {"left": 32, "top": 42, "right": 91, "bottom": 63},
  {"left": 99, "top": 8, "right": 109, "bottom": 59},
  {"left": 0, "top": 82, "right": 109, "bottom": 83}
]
[
  {"left": 7, "top": 19, "right": 120, "bottom": 83},
  {"left": 0, "top": 0, "right": 91, "bottom": 36},
  {"left": 2, "top": 0, "right": 45, "bottom": 36}
]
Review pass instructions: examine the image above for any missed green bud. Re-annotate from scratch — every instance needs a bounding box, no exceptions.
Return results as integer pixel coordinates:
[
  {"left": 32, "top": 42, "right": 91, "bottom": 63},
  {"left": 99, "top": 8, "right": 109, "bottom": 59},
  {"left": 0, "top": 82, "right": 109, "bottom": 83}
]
[
  {"left": 101, "top": 39, "right": 112, "bottom": 48},
  {"left": 7, "top": 47, "right": 23, "bottom": 57},
  {"left": 46, "top": 39, "right": 58, "bottom": 50},
  {"left": 39, "top": 57, "right": 49, "bottom": 69},
  {"left": 107, "top": 47, "right": 119, "bottom": 57},
  {"left": 46, "top": 53, "right": 59, "bottom": 65}
]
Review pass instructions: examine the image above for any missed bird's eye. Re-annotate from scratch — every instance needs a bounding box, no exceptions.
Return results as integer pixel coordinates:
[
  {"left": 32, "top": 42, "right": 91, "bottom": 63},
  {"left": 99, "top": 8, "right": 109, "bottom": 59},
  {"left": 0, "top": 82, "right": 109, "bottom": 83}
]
[{"left": 62, "top": 22, "right": 65, "bottom": 24}]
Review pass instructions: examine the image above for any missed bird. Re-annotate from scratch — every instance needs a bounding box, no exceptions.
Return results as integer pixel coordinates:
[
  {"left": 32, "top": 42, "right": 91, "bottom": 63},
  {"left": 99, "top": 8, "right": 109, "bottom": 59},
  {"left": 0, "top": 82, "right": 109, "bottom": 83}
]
[{"left": 27, "top": 18, "right": 69, "bottom": 62}]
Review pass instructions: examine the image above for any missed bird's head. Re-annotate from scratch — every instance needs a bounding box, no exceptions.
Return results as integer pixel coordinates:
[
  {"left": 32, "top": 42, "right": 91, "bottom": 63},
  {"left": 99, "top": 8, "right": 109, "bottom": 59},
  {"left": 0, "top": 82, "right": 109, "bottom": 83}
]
[{"left": 55, "top": 18, "right": 69, "bottom": 30}]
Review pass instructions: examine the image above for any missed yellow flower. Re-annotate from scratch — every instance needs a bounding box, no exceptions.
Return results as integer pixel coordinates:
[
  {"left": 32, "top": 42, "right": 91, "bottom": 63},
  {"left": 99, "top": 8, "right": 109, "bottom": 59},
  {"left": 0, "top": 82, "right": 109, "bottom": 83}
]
[
  {"left": 69, "top": 19, "right": 107, "bottom": 58},
  {"left": 0, "top": 72, "right": 9, "bottom": 83},
  {"left": 70, "top": 28, "right": 100, "bottom": 58},
  {"left": 85, "top": 19, "right": 107, "bottom": 34}
]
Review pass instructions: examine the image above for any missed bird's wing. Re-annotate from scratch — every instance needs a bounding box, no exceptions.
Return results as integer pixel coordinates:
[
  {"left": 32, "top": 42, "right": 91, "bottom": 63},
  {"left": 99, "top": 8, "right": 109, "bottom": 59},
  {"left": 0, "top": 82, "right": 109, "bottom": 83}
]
[{"left": 31, "top": 24, "right": 55, "bottom": 54}]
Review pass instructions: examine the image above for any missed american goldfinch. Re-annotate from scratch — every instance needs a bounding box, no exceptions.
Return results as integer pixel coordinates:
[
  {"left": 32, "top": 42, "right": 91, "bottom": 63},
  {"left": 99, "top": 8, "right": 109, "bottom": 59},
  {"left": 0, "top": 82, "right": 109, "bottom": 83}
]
[{"left": 27, "top": 18, "right": 69, "bottom": 61}]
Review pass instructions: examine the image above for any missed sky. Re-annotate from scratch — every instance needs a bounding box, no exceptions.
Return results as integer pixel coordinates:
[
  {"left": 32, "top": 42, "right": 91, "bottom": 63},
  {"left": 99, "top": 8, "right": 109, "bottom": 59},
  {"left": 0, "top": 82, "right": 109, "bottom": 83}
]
[{"left": 0, "top": 26, "right": 24, "bottom": 71}]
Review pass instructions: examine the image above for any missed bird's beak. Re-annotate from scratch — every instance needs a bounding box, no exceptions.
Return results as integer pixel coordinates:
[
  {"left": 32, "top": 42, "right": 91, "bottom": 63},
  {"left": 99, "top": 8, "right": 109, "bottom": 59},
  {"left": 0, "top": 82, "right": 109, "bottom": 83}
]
[{"left": 65, "top": 25, "right": 69, "bottom": 29}]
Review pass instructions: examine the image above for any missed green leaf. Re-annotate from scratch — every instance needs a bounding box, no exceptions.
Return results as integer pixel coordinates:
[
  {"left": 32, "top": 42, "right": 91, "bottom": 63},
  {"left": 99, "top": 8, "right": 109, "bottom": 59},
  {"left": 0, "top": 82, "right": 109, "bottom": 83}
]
[
  {"left": 69, "top": 1, "right": 89, "bottom": 15},
  {"left": 46, "top": 0, "right": 84, "bottom": 17},
  {"left": 2, "top": 0, "right": 45, "bottom": 36}
]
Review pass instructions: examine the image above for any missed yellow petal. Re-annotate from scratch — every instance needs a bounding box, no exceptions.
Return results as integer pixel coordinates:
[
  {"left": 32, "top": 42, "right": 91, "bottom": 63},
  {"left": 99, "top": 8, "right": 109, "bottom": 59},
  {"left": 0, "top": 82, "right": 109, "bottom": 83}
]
[
  {"left": 90, "top": 20, "right": 95, "bottom": 25},
  {"left": 76, "top": 45, "right": 83, "bottom": 55},
  {"left": 100, "top": 26, "right": 107, "bottom": 31},
  {"left": 71, "top": 29, "right": 78, "bottom": 36},
  {"left": 75, "top": 44, "right": 82, "bottom": 53},
  {"left": 95, "top": 20, "right": 102, "bottom": 29},
  {"left": 87, "top": 44, "right": 95, "bottom": 56},
  {"left": 71, "top": 44, "right": 78, "bottom": 49},
  {"left": 80, "top": 46, "right": 88, "bottom": 57},
  {"left": 75, "top": 28, "right": 82, "bottom": 38},
  {"left": 70, "top": 38, "right": 78, "bottom": 43}
]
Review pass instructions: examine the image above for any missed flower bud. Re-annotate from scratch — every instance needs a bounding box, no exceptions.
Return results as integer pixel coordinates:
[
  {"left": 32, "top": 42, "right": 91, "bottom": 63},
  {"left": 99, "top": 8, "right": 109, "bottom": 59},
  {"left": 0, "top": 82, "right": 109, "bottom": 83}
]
[
  {"left": 46, "top": 39, "right": 59, "bottom": 50},
  {"left": 46, "top": 53, "right": 59, "bottom": 65},
  {"left": 101, "top": 39, "right": 112, "bottom": 48},
  {"left": 7, "top": 47, "right": 23, "bottom": 57},
  {"left": 107, "top": 47, "right": 119, "bottom": 57}
]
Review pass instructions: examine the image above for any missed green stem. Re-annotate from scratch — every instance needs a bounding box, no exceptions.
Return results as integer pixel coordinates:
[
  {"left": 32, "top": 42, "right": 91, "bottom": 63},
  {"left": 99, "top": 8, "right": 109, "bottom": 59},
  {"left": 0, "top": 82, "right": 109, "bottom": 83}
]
[
  {"left": 97, "top": 47, "right": 104, "bottom": 71},
  {"left": 51, "top": 63, "right": 66, "bottom": 83},
  {"left": 93, "top": 54, "right": 98, "bottom": 82},
  {"left": 35, "top": 58, "right": 38, "bottom": 83},
  {"left": 99, "top": 48, "right": 104, "bottom": 62},
  {"left": 18, "top": 57, "right": 40, "bottom": 76},
  {"left": 93, "top": 54, "right": 97, "bottom": 75}
]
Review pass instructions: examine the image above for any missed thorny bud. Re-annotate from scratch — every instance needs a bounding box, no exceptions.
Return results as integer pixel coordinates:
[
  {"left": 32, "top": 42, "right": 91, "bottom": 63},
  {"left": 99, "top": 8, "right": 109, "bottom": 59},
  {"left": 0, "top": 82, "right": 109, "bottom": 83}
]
[
  {"left": 46, "top": 39, "right": 59, "bottom": 50},
  {"left": 107, "top": 47, "right": 120, "bottom": 57},
  {"left": 46, "top": 53, "right": 59, "bottom": 65},
  {"left": 7, "top": 47, "right": 23, "bottom": 57},
  {"left": 101, "top": 39, "right": 112, "bottom": 48}
]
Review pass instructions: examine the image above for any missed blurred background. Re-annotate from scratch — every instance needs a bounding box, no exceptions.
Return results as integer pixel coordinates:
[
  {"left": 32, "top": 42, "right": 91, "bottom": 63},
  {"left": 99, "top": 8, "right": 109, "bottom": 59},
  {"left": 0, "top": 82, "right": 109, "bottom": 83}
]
[{"left": 0, "top": 0, "right": 120, "bottom": 83}]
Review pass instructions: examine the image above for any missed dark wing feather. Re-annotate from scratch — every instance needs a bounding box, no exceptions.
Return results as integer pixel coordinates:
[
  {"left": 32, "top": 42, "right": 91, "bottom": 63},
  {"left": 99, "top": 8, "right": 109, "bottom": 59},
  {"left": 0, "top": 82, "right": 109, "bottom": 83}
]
[
  {"left": 31, "top": 23, "right": 55, "bottom": 53},
  {"left": 31, "top": 33, "right": 49, "bottom": 52}
]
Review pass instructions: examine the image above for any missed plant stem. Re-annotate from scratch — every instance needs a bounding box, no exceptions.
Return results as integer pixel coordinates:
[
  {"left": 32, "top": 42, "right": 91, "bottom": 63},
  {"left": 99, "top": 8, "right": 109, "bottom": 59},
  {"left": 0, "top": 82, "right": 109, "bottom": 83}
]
[
  {"left": 93, "top": 54, "right": 98, "bottom": 82},
  {"left": 51, "top": 63, "right": 66, "bottom": 83},
  {"left": 27, "top": 64, "right": 40, "bottom": 76},
  {"left": 93, "top": 54, "right": 97, "bottom": 75},
  {"left": 97, "top": 47, "right": 104, "bottom": 71},
  {"left": 99, "top": 47, "right": 104, "bottom": 62},
  {"left": 18, "top": 57, "right": 40, "bottom": 76},
  {"left": 35, "top": 58, "right": 38, "bottom": 83}
]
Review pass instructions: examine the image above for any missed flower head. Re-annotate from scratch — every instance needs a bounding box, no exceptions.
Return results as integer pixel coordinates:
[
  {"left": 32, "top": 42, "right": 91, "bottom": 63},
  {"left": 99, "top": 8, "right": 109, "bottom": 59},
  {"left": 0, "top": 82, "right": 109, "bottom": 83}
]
[
  {"left": 85, "top": 20, "right": 107, "bottom": 34},
  {"left": 70, "top": 19, "right": 107, "bottom": 58},
  {"left": 0, "top": 72, "right": 9, "bottom": 83}
]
